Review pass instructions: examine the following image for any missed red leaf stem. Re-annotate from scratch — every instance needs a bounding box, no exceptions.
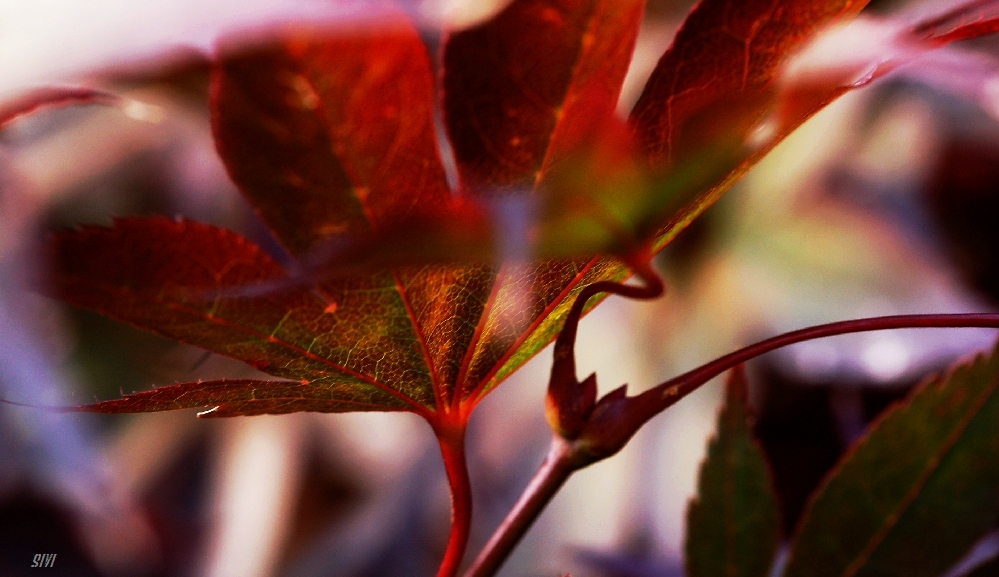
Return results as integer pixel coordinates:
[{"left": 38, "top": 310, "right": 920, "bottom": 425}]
[
  {"left": 912, "top": 0, "right": 999, "bottom": 44},
  {"left": 436, "top": 423, "right": 473, "bottom": 577},
  {"left": 589, "top": 313, "right": 999, "bottom": 460}
]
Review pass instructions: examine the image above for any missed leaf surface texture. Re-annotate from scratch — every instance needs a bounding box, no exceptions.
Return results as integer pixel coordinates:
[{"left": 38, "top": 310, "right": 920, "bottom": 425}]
[
  {"left": 686, "top": 368, "right": 780, "bottom": 577},
  {"left": 784, "top": 344, "right": 999, "bottom": 577}
]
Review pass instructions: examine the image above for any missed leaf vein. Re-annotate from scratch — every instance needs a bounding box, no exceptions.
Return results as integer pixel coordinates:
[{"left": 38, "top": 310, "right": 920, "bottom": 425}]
[{"left": 841, "top": 372, "right": 999, "bottom": 577}]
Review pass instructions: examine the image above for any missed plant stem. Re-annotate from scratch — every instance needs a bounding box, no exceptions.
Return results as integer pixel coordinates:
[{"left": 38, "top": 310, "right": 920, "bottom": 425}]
[
  {"left": 551, "top": 254, "right": 663, "bottom": 387},
  {"left": 436, "top": 424, "right": 473, "bottom": 577},
  {"left": 467, "top": 312, "right": 999, "bottom": 577},
  {"left": 629, "top": 313, "right": 999, "bottom": 425},
  {"left": 463, "top": 436, "right": 581, "bottom": 577},
  {"left": 547, "top": 254, "right": 664, "bottom": 436}
]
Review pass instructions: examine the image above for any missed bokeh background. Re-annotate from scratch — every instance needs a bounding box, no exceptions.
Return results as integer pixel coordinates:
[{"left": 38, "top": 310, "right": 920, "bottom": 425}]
[{"left": 1, "top": 0, "right": 998, "bottom": 575}]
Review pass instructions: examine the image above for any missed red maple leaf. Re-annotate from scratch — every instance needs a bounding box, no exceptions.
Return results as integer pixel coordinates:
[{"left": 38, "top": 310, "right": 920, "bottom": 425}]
[
  {"left": 30, "top": 0, "right": 999, "bottom": 574},
  {"left": 48, "top": 0, "right": 869, "bottom": 425}
]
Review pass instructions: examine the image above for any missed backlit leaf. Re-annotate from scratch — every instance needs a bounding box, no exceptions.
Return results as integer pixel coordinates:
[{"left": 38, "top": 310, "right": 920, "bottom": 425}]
[
  {"left": 686, "top": 367, "right": 780, "bottom": 577},
  {"left": 76, "top": 379, "right": 386, "bottom": 417},
  {"left": 50, "top": 218, "right": 430, "bottom": 415},
  {"left": 54, "top": 0, "right": 644, "bottom": 419},
  {"left": 783, "top": 342, "right": 999, "bottom": 577},
  {"left": 438, "top": 0, "right": 645, "bottom": 402},
  {"left": 443, "top": 0, "right": 645, "bottom": 193},
  {"left": 50, "top": 0, "right": 920, "bottom": 420},
  {"left": 630, "top": 0, "right": 870, "bottom": 252}
]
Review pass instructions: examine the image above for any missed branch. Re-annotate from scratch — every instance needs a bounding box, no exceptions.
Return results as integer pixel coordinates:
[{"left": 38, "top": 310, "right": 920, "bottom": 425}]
[
  {"left": 467, "top": 312, "right": 999, "bottom": 577},
  {"left": 466, "top": 254, "right": 663, "bottom": 576},
  {"left": 462, "top": 436, "right": 580, "bottom": 577},
  {"left": 624, "top": 313, "right": 999, "bottom": 431}
]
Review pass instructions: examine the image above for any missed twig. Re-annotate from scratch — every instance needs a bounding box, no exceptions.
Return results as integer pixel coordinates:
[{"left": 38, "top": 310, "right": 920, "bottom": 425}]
[
  {"left": 467, "top": 312, "right": 999, "bottom": 577},
  {"left": 624, "top": 313, "right": 999, "bottom": 429},
  {"left": 462, "top": 436, "right": 580, "bottom": 577}
]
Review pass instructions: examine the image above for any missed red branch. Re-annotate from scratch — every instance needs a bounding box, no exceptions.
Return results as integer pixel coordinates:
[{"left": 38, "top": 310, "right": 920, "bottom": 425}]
[
  {"left": 466, "top": 311, "right": 999, "bottom": 577},
  {"left": 626, "top": 313, "right": 999, "bottom": 431},
  {"left": 463, "top": 436, "right": 580, "bottom": 577}
]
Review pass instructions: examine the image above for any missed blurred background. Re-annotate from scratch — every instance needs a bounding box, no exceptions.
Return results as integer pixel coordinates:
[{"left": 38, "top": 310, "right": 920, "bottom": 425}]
[{"left": 1, "top": 0, "right": 999, "bottom": 575}]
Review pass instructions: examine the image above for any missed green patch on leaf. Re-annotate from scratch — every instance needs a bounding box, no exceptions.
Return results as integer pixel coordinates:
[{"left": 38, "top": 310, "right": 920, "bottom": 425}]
[{"left": 686, "top": 366, "right": 781, "bottom": 577}]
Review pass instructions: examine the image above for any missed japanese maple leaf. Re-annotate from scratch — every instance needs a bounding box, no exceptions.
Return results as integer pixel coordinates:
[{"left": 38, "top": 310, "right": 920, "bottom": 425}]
[{"left": 48, "top": 0, "right": 868, "bottom": 427}]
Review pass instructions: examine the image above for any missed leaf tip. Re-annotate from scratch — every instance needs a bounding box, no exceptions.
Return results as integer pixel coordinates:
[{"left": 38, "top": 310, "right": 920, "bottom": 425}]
[{"left": 725, "top": 364, "right": 750, "bottom": 404}]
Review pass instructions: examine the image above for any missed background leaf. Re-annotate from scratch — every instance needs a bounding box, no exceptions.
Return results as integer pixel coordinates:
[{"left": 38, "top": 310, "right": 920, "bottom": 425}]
[
  {"left": 783, "top": 342, "right": 999, "bottom": 577},
  {"left": 686, "top": 367, "right": 781, "bottom": 577}
]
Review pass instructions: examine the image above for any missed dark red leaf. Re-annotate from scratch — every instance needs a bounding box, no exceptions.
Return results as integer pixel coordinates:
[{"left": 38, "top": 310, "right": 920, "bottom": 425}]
[
  {"left": 50, "top": 218, "right": 436, "bottom": 416},
  {"left": 211, "top": 14, "right": 452, "bottom": 257},
  {"left": 273, "top": 0, "right": 885, "bottom": 267},
  {"left": 76, "top": 379, "right": 394, "bottom": 417},
  {"left": 56, "top": 0, "right": 643, "bottom": 420},
  {"left": 317, "top": 0, "right": 653, "bottom": 268},
  {"left": 630, "top": 0, "right": 870, "bottom": 251},
  {"left": 443, "top": 0, "right": 645, "bottom": 192},
  {"left": 631, "top": 0, "right": 868, "bottom": 168},
  {"left": 339, "top": 0, "right": 887, "bottom": 264}
]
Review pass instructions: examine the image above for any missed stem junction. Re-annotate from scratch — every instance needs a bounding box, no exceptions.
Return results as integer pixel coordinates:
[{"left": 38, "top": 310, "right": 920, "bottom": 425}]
[{"left": 466, "top": 253, "right": 999, "bottom": 577}]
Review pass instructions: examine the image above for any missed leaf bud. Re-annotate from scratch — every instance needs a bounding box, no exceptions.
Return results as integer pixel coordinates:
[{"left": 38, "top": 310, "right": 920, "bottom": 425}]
[{"left": 546, "top": 372, "right": 597, "bottom": 439}]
